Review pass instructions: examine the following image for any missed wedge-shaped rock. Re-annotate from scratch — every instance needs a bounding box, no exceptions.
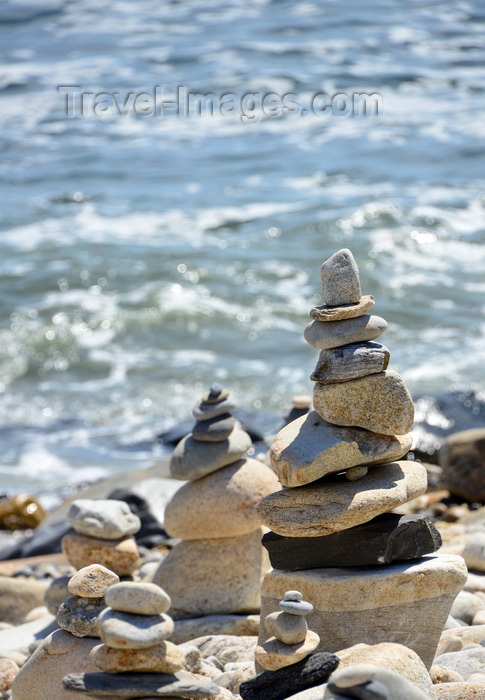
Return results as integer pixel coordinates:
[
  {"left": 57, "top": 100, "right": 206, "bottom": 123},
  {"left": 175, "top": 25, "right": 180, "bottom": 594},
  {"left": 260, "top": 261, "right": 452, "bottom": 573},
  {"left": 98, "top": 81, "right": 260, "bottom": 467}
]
[
  {"left": 152, "top": 529, "right": 268, "bottom": 619},
  {"left": 320, "top": 248, "right": 361, "bottom": 306},
  {"left": 304, "top": 314, "right": 387, "bottom": 350},
  {"left": 170, "top": 428, "right": 251, "bottom": 480},
  {"left": 164, "top": 457, "right": 281, "bottom": 539},
  {"left": 270, "top": 411, "right": 411, "bottom": 487},
  {"left": 257, "top": 461, "right": 427, "bottom": 537},
  {"left": 313, "top": 369, "right": 414, "bottom": 435},
  {"left": 63, "top": 670, "right": 220, "bottom": 697},
  {"left": 311, "top": 341, "right": 390, "bottom": 383},
  {"left": 259, "top": 555, "right": 467, "bottom": 669},
  {"left": 262, "top": 513, "right": 442, "bottom": 570},
  {"left": 310, "top": 295, "right": 374, "bottom": 322}
]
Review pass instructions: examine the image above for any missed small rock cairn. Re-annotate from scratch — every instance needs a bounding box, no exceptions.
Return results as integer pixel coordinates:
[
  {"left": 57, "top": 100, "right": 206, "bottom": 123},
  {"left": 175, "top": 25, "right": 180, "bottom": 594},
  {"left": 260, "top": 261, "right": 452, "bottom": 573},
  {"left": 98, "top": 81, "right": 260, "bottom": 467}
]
[
  {"left": 152, "top": 384, "right": 280, "bottom": 622},
  {"left": 44, "top": 498, "right": 142, "bottom": 618},
  {"left": 240, "top": 589, "right": 339, "bottom": 700},
  {"left": 257, "top": 249, "right": 467, "bottom": 668},
  {"left": 63, "top": 580, "right": 220, "bottom": 698},
  {"left": 62, "top": 499, "right": 142, "bottom": 577},
  {"left": 58, "top": 563, "right": 119, "bottom": 639}
]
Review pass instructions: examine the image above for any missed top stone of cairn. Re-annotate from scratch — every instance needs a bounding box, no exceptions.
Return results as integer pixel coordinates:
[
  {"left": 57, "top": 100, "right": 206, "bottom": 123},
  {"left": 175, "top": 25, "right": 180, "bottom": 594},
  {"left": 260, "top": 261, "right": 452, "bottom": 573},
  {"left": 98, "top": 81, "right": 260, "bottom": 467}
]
[{"left": 320, "top": 248, "right": 361, "bottom": 307}]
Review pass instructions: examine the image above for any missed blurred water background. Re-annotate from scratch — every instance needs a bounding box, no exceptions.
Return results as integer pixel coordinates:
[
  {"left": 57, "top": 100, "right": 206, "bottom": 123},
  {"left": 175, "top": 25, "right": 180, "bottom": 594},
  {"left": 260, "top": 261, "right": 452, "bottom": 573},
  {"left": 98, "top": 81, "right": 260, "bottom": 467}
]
[{"left": 0, "top": 0, "right": 484, "bottom": 504}]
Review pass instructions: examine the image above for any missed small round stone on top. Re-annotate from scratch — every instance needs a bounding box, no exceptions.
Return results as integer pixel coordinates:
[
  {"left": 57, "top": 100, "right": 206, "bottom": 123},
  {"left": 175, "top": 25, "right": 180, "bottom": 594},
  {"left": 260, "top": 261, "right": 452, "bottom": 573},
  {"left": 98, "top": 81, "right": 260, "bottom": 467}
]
[
  {"left": 68, "top": 564, "right": 120, "bottom": 599},
  {"left": 279, "top": 590, "right": 313, "bottom": 616}
]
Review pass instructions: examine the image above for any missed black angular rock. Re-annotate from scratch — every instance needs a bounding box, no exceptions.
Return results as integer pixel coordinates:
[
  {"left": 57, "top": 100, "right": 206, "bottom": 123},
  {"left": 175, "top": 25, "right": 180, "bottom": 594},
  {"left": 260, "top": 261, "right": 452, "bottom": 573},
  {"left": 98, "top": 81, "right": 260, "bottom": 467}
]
[
  {"left": 63, "top": 670, "right": 220, "bottom": 697},
  {"left": 262, "top": 513, "right": 442, "bottom": 570},
  {"left": 239, "top": 651, "right": 339, "bottom": 700}
]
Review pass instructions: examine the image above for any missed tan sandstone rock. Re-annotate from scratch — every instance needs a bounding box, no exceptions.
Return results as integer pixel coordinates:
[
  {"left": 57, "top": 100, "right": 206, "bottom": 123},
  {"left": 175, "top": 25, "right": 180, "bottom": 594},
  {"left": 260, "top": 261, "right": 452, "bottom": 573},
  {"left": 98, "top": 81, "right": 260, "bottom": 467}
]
[
  {"left": 61, "top": 533, "right": 139, "bottom": 576},
  {"left": 152, "top": 530, "right": 269, "bottom": 619},
  {"left": 259, "top": 554, "right": 467, "bottom": 669},
  {"left": 269, "top": 411, "right": 412, "bottom": 487},
  {"left": 11, "top": 628, "right": 99, "bottom": 700},
  {"left": 164, "top": 458, "right": 281, "bottom": 539},
  {"left": 313, "top": 369, "right": 414, "bottom": 435},
  {"left": 257, "top": 461, "right": 427, "bottom": 537},
  {"left": 170, "top": 428, "right": 252, "bottom": 481},
  {"left": 92, "top": 640, "right": 185, "bottom": 673}
]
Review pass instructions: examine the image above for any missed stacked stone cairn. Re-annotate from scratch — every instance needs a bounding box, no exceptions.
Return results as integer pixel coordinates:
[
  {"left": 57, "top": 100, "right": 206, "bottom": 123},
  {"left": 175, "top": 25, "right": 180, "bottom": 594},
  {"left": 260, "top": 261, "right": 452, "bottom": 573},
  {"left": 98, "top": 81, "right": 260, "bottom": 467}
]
[
  {"left": 43, "top": 498, "right": 142, "bottom": 620},
  {"left": 152, "top": 384, "right": 280, "bottom": 624},
  {"left": 63, "top": 580, "right": 221, "bottom": 698},
  {"left": 240, "top": 589, "right": 339, "bottom": 700},
  {"left": 62, "top": 499, "right": 142, "bottom": 577},
  {"left": 257, "top": 249, "right": 467, "bottom": 669}
]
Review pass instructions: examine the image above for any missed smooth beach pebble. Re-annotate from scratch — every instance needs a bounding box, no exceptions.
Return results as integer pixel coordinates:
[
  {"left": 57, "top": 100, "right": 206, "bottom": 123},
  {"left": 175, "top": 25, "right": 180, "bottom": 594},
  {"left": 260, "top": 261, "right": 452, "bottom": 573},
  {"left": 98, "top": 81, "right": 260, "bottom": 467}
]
[
  {"left": 98, "top": 608, "right": 174, "bottom": 649},
  {"left": 105, "top": 581, "right": 171, "bottom": 615},
  {"left": 67, "top": 499, "right": 141, "bottom": 540},
  {"left": 304, "top": 314, "right": 387, "bottom": 351},
  {"left": 67, "top": 564, "right": 119, "bottom": 599}
]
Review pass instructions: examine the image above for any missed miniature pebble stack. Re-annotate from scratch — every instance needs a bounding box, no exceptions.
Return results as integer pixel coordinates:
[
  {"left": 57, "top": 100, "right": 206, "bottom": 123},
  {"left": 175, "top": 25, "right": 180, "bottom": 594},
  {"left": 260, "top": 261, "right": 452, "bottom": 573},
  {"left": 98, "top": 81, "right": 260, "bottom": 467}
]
[
  {"left": 152, "top": 384, "right": 280, "bottom": 621},
  {"left": 63, "top": 581, "right": 221, "bottom": 698},
  {"left": 62, "top": 499, "right": 142, "bottom": 577},
  {"left": 57, "top": 564, "right": 119, "bottom": 639},
  {"left": 257, "top": 249, "right": 467, "bottom": 669},
  {"left": 240, "top": 590, "right": 339, "bottom": 700}
]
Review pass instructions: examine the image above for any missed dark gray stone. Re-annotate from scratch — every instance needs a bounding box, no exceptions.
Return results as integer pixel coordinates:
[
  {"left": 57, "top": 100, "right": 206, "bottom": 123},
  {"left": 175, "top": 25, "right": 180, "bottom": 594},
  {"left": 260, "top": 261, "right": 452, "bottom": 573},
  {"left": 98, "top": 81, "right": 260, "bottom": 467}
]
[
  {"left": 239, "top": 651, "right": 339, "bottom": 700},
  {"left": 62, "top": 670, "right": 220, "bottom": 697},
  {"left": 262, "top": 513, "right": 442, "bottom": 570},
  {"left": 311, "top": 342, "right": 390, "bottom": 384},
  {"left": 192, "top": 413, "right": 235, "bottom": 442},
  {"left": 57, "top": 595, "right": 105, "bottom": 637}
]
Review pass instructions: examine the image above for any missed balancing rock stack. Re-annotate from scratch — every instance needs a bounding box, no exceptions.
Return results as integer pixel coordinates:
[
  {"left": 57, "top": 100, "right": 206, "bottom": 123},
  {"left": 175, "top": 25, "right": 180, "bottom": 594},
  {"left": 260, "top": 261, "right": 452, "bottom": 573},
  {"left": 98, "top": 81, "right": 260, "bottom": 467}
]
[
  {"left": 63, "top": 581, "right": 221, "bottom": 699},
  {"left": 152, "top": 384, "right": 280, "bottom": 623},
  {"left": 240, "top": 590, "right": 339, "bottom": 700},
  {"left": 62, "top": 499, "right": 142, "bottom": 577},
  {"left": 257, "top": 249, "right": 467, "bottom": 669}
]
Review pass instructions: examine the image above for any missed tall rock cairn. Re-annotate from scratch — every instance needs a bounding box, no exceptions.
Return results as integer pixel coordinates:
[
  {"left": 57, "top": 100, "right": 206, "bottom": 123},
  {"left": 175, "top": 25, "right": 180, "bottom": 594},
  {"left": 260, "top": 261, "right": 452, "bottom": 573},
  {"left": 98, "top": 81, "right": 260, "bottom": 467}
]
[
  {"left": 152, "top": 384, "right": 280, "bottom": 622},
  {"left": 63, "top": 581, "right": 220, "bottom": 699},
  {"left": 257, "top": 249, "right": 467, "bottom": 669}
]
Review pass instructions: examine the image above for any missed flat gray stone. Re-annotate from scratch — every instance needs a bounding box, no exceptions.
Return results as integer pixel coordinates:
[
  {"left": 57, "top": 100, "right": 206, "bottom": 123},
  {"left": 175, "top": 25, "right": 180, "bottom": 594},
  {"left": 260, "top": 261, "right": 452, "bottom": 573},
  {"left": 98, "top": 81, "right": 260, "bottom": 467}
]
[
  {"left": 62, "top": 670, "right": 220, "bottom": 697},
  {"left": 192, "top": 414, "right": 235, "bottom": 442},
  {"left": 311, "top": 342, "right": 390, "bottom": 383},
  {"left": 169, "top": 428, "right": 251, "bottom": 480},
  {"left": 269, "top": 411, "right": 411, "bottom": 488},
  {"left": 304, "top": 315, "right": 387, "bottom": 351},
  {"left": 67, "top": 499, "right": 141, "bottom": 540},
  {"left": 98, "top": 608, "right": 174, "bottom": 649},
  {"left": 104, "top": 582, "right": 171, "bottom": 615},
  {"left": 57, "top": 595, "right": 105, "bottom": 638},
  {"left": 192, "top": 397, "right": 236, "bottom": 421},
  {"left": 320, "top": 249, "right": 361, "bottom": 307}
]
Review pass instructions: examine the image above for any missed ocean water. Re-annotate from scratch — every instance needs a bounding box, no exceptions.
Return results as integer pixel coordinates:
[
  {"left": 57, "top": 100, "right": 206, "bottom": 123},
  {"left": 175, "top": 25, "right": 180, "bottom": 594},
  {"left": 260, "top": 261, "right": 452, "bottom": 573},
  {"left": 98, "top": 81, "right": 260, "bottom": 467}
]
[{"left": 0, "top": 0, "right": 484, "bottom": 502}]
